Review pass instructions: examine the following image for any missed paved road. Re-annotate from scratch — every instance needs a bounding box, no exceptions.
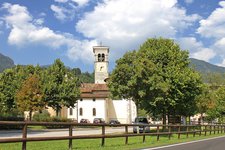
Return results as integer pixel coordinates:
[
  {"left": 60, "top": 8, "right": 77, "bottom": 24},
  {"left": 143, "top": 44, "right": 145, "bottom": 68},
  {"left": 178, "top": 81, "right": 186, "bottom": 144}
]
[
  {"left": 0, "top": 127, "right": 132, "bottom": 139},
  {"left": 144, "top": 136, "right": 225, "bottom": 150}
]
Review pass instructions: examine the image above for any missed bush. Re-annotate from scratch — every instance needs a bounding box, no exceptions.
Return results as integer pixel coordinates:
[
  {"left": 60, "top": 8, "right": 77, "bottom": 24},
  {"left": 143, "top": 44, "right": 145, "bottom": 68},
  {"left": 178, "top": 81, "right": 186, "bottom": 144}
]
[
  {"left": 46, "top": 117, "right": 73, "bottom": 129},
  {"left": 32, "top": 111, "right": 73, "bottom": 128},
  {"left": 32, "top": 110, "right": 51, "bottom": 122},
  {"left": 0, "top": 115, "right": 24, "bottom": 130}
]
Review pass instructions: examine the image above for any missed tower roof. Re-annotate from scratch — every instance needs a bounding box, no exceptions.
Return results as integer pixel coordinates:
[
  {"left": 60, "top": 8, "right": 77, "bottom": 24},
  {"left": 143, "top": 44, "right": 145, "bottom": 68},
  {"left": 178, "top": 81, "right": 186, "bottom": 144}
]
[{"left": 93, "top": 46, "right": 109, "bottom": 53}]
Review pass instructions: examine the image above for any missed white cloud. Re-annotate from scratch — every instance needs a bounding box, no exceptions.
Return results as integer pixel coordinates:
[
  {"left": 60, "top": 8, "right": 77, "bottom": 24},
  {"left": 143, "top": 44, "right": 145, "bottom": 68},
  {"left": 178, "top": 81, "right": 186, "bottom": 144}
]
[
  {"left": 2, "top": 3, "right": 96, "bottom": 63},
  {"left": 218, "top": 59, "right": 225, "bottom": 67},
  {"left": 197, "top": 1, "right": 225, "bottom": 66},
  {"left": 185, "top": 0, "right": 194, "bottom": 4},
  {"left": 51, "top": 4, "right": 70, "bottom": 21},
  {"left": 76, "top": 0, "right": 200, "bottom": 60},
  {"left": 197, "top": 1, "right": 225, "bottom": 38},
  {"left": 55, "top": 0, "right": 69, "bottom": 3},
  {"left": 51, "top": 0, "right": 90, "bottom": 22},
  {"left": 34, "top": 18, "right": 44, "bottom": 25},
  {"left": 178, "top": 37, "right": 216, "bottom": 61},
  {"left": 71, "top": 0, "right": 89, "bottom": 7}
]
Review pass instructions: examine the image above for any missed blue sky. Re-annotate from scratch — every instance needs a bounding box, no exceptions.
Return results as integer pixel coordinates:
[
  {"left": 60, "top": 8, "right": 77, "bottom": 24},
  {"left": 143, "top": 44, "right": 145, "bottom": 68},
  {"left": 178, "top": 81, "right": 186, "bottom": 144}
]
[{"left": 0, "top": 0, "right": 225, "bottom": 72}]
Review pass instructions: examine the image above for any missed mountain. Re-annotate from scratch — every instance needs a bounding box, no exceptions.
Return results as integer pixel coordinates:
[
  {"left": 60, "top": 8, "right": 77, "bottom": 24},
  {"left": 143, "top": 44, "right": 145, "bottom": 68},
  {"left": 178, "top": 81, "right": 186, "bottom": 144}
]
[
  {"left": 0, "top": 52, "right": 225, "bottom": 76},
  {"left": 189, "top": 58, "right": 225, "bottom": 74},
  {"left": 0, "top": 53, "right": 14, "bottom": 72}
]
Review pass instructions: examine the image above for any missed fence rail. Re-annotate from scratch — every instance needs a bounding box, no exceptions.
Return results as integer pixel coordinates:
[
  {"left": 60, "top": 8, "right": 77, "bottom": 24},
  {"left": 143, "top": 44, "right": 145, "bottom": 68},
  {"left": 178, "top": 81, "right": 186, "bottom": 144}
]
[{"left": 0, "top": 121, "right": 225, "bottom": 150}]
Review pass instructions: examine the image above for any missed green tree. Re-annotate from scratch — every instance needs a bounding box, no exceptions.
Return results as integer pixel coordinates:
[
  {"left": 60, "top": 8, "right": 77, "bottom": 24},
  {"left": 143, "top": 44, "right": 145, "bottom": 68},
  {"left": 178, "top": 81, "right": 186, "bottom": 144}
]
[
  {"left": 196, "top": 84, "right": 215, "bottom": 123},
  {"left": 206, "top": 86, "right": 225, "bottom": 122},
  {"left": 108, "top": 51, "right": 141, "bottom": 110},
  {"left": 16, "top": 74, "right": 44, "bottom": 121},
  {"left": 43, "top": 59, "right": 80, "bottom": 116},
  {"left": 108, "top": 38, "right": 203, "bottom": 124},
  {"left": 0, "top": 69, "right": 18, "bottom": 114}
]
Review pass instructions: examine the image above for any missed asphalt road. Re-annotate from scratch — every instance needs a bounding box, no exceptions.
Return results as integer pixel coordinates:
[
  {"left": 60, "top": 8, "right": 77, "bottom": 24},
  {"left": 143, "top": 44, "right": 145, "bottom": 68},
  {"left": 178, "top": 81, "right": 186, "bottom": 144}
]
[
  {"left": 0, "top": 127, "right": 132, "bottom": 139},
  {"left": 144, "top": 136, "right": 225, "bottom": 150}
]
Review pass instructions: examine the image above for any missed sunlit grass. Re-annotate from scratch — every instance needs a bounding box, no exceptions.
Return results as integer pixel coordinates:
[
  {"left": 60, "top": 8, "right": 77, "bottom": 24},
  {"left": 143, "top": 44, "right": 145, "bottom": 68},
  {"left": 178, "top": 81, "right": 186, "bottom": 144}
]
[{"left": 0, "top": 132, "right": 225, "bottom": 150}]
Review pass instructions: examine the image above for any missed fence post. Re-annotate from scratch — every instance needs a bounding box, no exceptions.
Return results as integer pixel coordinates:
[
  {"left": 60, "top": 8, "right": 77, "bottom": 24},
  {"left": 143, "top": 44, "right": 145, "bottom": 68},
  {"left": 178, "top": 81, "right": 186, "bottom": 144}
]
[
  {"left": 157, "top": 125, "right": 160, "bottom": 141},
  {"left": 178, "top": 126, "right": 181, "bottom": 139},
  {"left": 101, "top": 125, "right": 105, "bottom": 146},
  {"left": 186, "top": 126, "right": 189, "bottom": 138},
  {"left": 199, "top": 125, "right": 202, "bottom": 136},
  {"left": 125, "top": 125, "right": 128, "bottom": 145},
  {"left": 69, "top": 125, "right": 73, "bottom": 150},
  {"left": 210, "top": 125, "right": 212, "bottom": 135},
  {"left": 168, "top": 125, "right": 171, "bottom": 140},
  {"left": 143, "top": 125, "right": 146, "bottom": 143},
  {"left": 205, "top": 126, "right": 207, "bottom": 136},
  {"left": 193, "top": 126, "right": 196, "bottom": 137},
  {"left": 22, "top": 123, "right": 27, "bottom": 150},
  {"left": 214, "top": 126, "right": 216, "bottom": 134},
  {"left": 218, "top": 125, "right": 219, "bottom": 134}
]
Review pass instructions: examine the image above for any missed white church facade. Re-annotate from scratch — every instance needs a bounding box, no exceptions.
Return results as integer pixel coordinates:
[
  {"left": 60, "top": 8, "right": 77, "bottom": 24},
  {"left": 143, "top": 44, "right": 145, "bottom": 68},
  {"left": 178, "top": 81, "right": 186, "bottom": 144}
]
[{"left": 67, "top": 46, "right": 137, "bottom": 123}]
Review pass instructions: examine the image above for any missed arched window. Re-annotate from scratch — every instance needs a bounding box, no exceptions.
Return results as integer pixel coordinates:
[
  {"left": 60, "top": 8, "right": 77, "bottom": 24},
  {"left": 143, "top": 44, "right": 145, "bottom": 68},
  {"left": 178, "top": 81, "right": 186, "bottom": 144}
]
[
  {"left": 102, "top": 53, "right": 105, "bottom": 61},
  {"left": 93, "top": 108, "right": 96, "bottom": 116},
  {"left": 69, "top": 108, "right": 73, "bottom": 116},
  {"left": 79, "top": 108, "right": 83, "bottom": 116},
  {"left": 98, "top": 53, "right": 101, "bottom": 62}
]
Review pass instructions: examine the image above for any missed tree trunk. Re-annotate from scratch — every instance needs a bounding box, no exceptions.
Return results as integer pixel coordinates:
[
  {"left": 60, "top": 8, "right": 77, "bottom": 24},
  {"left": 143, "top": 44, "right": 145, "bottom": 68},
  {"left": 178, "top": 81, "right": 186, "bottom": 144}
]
[
  {"left": 29, "top": 110, "right": 32, "bottom": 121},
  {"left": 56, "top": 107, "right": 61, "bottom": 117},
  {"left": 162, "top": 109, "right": 167, "bottom": 131},
  {"left": 200, "top": 113, "right": 203, "bottom": 125}
]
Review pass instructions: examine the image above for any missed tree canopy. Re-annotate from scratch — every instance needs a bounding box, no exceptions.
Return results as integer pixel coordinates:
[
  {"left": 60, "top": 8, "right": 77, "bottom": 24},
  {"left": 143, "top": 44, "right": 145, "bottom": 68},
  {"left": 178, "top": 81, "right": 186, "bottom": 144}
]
[
  {"left": 42, "top": 59, "right": 80, "bottom": 116},
  {"left": 108, "top": 38, "right": 203, "bottom": 124},
  {"left": 0, "top": 59, "right": 81, "bottom": 118},
  {"left": 16, "top": 74, "right": 44, "bottom": 120}
]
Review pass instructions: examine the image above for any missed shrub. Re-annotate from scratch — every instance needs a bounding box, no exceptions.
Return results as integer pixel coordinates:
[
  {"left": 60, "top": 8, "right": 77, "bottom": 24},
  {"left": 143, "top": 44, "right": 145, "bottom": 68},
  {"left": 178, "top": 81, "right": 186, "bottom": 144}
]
[
  {"left": 0, "top": 114, "right": 24, "bottom": 130},
  {"left": 32, "top": 110, "right": 51, "bottom": 122},
  {"left": 46, "top": 117, "right": 73, "bottom": 129}
]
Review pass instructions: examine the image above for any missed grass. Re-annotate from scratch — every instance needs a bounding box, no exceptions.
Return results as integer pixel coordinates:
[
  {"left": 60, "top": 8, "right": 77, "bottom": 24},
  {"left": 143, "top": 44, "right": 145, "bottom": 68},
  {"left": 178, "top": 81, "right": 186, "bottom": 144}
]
[{"left": 0, "top": 132, "right": 225, "bottom": 150}]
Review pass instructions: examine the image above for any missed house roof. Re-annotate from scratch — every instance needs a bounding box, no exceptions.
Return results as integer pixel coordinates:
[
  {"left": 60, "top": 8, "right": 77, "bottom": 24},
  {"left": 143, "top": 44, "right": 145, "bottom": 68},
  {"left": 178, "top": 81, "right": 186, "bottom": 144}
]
[{"left": 80, "top": 83, "right": 110, "bottom": 98}]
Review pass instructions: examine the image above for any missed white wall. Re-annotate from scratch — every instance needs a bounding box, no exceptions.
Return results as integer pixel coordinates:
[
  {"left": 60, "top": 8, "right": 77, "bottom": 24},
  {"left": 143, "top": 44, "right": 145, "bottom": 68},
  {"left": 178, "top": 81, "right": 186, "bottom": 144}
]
[
  {"left": 67, "top": 99, "right": 137, "bottom": 124},
  {"left": 68, "top": 98, "right": 106, "bottom": 123},
  {"left": 109, "top": 99, "right": 137, "bottom": 124}
]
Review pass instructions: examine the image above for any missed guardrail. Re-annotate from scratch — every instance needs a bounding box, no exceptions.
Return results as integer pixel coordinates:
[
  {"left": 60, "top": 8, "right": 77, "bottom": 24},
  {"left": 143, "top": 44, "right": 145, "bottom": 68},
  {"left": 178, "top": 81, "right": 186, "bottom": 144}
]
[{"left": 0, "top": 121, "right": 225, "bottom": 150}]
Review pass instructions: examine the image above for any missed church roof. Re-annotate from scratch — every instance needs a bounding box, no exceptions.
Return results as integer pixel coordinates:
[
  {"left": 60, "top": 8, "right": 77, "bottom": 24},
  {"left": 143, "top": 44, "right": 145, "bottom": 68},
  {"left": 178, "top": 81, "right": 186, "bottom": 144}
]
[{"left": 80, "top": 83, "right": 110, "bottom": 98}]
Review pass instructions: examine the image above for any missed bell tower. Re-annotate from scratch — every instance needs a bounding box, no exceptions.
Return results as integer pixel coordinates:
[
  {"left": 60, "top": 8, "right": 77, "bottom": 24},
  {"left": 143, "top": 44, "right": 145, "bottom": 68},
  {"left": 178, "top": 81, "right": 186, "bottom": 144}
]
[{"left": 93, "top": 46, "right": 109, "bottom": 84}]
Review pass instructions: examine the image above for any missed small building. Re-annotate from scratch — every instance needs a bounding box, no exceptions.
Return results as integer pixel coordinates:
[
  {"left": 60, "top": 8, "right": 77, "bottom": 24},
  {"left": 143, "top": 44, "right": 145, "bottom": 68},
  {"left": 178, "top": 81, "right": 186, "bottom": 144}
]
[{"left": 67, "top": 46, "right": 137, "bottom": 123}]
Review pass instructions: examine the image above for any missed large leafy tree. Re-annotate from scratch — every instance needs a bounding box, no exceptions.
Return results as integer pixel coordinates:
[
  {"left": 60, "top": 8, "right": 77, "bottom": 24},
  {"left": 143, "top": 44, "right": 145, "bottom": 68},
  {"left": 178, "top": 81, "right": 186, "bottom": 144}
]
[
  {"left": 43, "top": 59, "right": 80, "bottom": 116},
  {"left": 0, "top": 69, "right": 18, "bottom": 114},
  {"left": 196, "top": 85, "right": 215, "bottom": 123},
  {"left": 16, "top": 74, "right": 44, "bottom": 121},
  {"left": 206, "top": 86, "right": 225, "bottom": 122},
  {"left": 0, "top": 65, "right": 43, "bottom": 115},
  {"left": 108, "top": 38, "right": 203, "bottom": 124}
]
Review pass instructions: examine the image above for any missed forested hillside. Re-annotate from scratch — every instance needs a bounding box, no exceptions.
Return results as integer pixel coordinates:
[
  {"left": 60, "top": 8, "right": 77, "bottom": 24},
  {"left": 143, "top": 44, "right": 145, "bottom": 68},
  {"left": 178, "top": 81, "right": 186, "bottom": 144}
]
[{"left": 0, "top": 53, "right": 14, "bottom": 72}]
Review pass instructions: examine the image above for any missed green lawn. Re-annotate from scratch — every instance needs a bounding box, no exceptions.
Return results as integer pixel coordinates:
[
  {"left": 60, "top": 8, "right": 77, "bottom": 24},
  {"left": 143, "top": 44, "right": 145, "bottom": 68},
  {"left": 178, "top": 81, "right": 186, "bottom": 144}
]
[{"left": 0, "top": 132, "right": 225, "bottom": 150}]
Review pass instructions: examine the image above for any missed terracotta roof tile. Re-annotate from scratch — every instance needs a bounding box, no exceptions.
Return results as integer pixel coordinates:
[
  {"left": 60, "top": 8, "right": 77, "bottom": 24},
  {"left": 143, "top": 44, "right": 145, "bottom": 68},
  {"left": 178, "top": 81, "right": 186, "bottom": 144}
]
[{"left": 80, "top": 83, "right": 109, "bottom": 98}]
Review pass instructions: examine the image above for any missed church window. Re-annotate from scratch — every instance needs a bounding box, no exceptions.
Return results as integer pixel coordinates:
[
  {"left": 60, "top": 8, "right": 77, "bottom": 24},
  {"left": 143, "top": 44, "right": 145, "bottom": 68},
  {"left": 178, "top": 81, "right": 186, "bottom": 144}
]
[
  {"left": 69, "top": 108, "right": 73, "bottom": 116},
  {"left": 79, "top": 108, "right": 83, "bottom": 116},
  {"left": 102, "top": 53, "right": 105, "bottom": 61},
  {"left": 98, "top": 54, "right": 101, "bottom": 62},
  {"left": 93, "top": 108, "right": 96, "bottom": 116}
]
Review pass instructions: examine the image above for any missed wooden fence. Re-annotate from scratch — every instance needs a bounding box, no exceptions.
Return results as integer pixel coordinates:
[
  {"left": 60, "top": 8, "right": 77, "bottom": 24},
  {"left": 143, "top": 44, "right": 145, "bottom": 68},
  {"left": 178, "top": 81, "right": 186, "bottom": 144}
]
[{"left": 0, "top": 121, "right": 225, "bottom": 150}]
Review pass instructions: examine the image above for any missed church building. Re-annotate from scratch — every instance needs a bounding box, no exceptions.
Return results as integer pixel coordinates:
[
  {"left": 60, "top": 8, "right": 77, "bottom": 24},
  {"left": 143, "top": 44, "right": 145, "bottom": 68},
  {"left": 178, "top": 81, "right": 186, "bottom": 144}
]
[{"left": 67, "top": 46, "right": 137, "bottom": 123}]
